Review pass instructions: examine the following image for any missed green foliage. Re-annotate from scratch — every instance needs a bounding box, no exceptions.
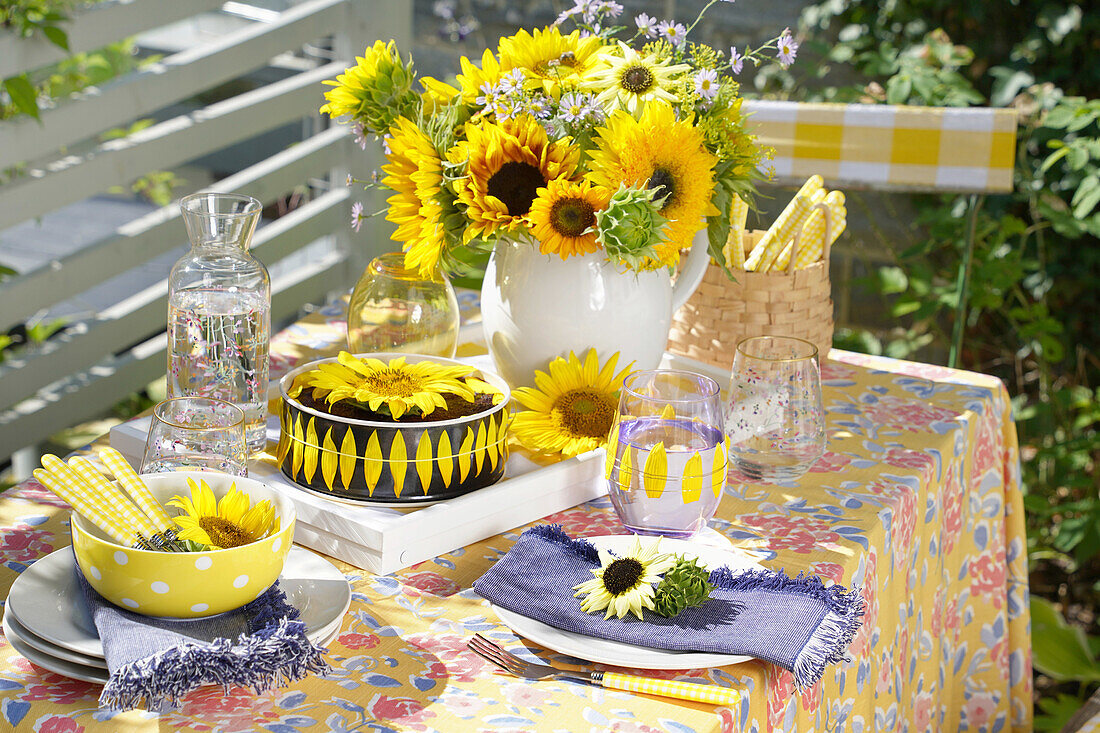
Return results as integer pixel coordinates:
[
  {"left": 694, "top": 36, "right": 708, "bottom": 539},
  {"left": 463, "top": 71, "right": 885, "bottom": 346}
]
[
  {"left": 786, "top": 0, "right": 1100, "bottom": 718},
  {"left": 651, "top": 555, "right": 714, "bottom": 618}
]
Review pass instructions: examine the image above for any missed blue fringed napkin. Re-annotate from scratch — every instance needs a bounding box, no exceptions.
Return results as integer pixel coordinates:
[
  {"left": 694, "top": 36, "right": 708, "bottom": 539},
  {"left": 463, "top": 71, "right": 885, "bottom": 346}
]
[
  {"left": 75, "top": 563, "right": 331, "bottom": 710},
  {"left": 473, "top": 525, "right": 864, "bottom": 689}
]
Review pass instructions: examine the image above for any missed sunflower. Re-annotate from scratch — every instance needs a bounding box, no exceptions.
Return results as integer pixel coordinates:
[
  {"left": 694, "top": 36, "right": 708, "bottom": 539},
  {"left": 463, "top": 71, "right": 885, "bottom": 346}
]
[
  {"left": 497, "top": 26, "right": 604, "bottom": 96},
  {"left": 319, "top": 40, "right": 418, "bottom": 135},
  {"left": 588, "top": 102, "right": 718, "bottom": 264},
  {"left": 382, "top": 117, "right": 446, "bottom": 277},
  {"left": 456, "top": 48, "right": 505, "bottom": 106},
  {"left": 582, "top": 42, "right": 690, "bottom": 117},
  {"left": 448, "top": 115, "right": 579, "bottom": 242},
  {"left": 167, "top": 478, "right": 279, "bottom": 550},
  {"left": 573, "top": 536, "right": 676, "bottom": 619},
  {"left": 301, "top": 352, "right": 477, "bottom": 419},
  {"left": 511, "top": 349, "right": 633, "bottom": 457},
  {"left": 526, "top": 178, "right": 611, "bottom": 259}
]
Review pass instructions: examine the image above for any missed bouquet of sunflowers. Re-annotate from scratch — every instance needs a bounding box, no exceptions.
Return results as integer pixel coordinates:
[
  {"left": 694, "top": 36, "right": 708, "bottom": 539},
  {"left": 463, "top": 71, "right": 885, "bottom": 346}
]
[{"left": 320, "top": 1, "right": 795, "bottom": 279}]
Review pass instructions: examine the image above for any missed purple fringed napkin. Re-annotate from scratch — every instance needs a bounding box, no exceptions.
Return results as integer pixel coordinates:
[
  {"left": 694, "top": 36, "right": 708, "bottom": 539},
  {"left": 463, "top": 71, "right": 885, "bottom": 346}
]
[
  {"left": 75, "top": 562, "right": 331, "bottom": 710},
  {"left": 473, "top": 525, "right": 864, "bottom": 689}
]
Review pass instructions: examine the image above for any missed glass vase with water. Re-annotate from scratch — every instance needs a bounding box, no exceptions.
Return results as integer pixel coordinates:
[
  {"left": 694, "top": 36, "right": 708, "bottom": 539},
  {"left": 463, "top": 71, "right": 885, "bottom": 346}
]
[{"left": 168, "top": 193, "right": 269, "bottom": 454}]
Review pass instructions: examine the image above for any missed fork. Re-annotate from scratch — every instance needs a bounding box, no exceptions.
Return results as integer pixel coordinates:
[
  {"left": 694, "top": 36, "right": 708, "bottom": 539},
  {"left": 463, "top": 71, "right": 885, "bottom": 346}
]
[{"left": 467, "top": 634, "right": 741, "bottom": 706}]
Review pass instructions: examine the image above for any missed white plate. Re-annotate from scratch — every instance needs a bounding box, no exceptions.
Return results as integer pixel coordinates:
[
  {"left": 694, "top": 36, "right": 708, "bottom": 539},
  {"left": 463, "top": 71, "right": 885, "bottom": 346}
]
[
  {"left": 7, "top": 546, "right": 351, "bottom": 658},
  {"left": 489, "top": 534, "right": 764, "bottom": 670},
  {"left": 4, "top": 612, "right": 344, "bottom": 686},
  {"left": 5, "top": 623, "right": 108, "bottom": 684},
  {"left": 3, "top": 608, "right": 106, "bottom": 668}
]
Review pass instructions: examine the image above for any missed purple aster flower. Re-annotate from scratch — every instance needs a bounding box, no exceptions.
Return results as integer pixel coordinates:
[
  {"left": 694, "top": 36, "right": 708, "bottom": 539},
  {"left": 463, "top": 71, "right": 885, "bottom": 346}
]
[
  {"left": 694, "top": 68, "right": 719, "bottom": 102},
  {"left": 598, "top": 1, "right": 623, "bottom": 18},
  {"left": 353, "top": 122, "right": 368, "bottom": 151},
  {"left": 558, "top": 92, "right": 586, "bottom": 124},
  {"left": 635, "top": 13, "right": 658, "bottom": 38},
  {"left": 350, "top": 201, "right": 364, "bottom": 233},
  {"left": 475, "top": 81, "right": 498, "bottom": 108},
  {"left": 498, "top": 69, "right": 525, "bottom": 95},
  {"left": 729, "top": 46, "right": 744, "bottom": 74},
  {"left": 777, "top": 28, "right": 799, "bottom": 67},
  {"left": 658, "top": 21, "right": 688, "bottom": 48},
  {"left": 381, "top": 135, "right": 391, "bottom": 156},
  {"left": 345, "top": 173, "right": 354, "bottom": 187}
]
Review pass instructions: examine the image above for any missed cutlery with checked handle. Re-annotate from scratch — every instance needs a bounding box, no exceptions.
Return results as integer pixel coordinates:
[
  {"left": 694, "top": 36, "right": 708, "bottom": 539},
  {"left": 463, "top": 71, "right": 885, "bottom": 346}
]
[{"left": 467, "top": 634, "right": 741, "bottom": 706}]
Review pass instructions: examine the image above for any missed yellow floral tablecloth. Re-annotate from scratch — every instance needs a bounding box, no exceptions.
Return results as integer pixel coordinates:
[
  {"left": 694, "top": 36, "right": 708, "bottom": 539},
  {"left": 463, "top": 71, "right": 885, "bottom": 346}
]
[{"left": 0, "top": 296, "right": 1031, "bottom": 732}]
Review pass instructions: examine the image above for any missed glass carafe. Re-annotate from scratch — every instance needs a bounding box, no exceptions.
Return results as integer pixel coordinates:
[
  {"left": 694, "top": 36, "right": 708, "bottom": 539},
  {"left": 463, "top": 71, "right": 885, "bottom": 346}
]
[
  {"left": 347, "top": 252, "right": 460, "bottom": 357},
  {"left": 168, "top": 193, "right": 270, "bottom": 454}
]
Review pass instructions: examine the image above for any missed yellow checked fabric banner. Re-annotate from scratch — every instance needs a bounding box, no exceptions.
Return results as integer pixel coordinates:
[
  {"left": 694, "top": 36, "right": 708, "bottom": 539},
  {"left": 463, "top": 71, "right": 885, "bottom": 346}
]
[
  {"left": 0, "top": 296, "right": 1031, "bottom": 732},
  {"left": 744, "top": 101, "right": 1017, "bottom": 193}
]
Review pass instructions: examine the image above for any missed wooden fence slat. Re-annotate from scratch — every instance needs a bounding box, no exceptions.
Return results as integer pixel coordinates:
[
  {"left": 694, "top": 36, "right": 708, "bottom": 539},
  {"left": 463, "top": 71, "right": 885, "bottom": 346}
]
[
  {"left": 0, "top": 0, "right": 347, "bottom": 170},
  {"left": 0, "top": 0, "right": 227, "bottom": 80},
  {"left": 0, "top": 189, "right": 348, "bottom": 408},
  {"left": 0, "top": 127, "right": 350, "bottom": 332},
  {"left": 0, "top": 251, "right": 345, "bottom": 460},
  {"left": 0, "top": 61, "right": 346, "bottom": 231}
]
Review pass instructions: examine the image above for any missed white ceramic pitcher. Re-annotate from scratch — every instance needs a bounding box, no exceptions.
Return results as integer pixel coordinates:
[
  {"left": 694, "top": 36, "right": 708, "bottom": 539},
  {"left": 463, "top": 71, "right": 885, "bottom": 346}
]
[{"left": 480, "top": 227, "right": 712, "bottom": 387}]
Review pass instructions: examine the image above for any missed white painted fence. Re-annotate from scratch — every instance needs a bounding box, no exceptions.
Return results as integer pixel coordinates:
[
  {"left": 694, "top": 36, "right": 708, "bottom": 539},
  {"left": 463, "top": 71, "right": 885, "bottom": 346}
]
[{"left": 0, "top": 0, "right": 410, "bottom": 463}]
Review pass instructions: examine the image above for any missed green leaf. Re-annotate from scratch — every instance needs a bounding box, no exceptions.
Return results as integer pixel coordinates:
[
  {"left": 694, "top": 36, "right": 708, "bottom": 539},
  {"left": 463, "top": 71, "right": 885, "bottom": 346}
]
[
  {"left": 1030, "top": 596, "right": 1100, "bottom": 681},
  {"left": 885, "top": 75, "right": 911, "bottom": 105},
  {"left": 877, "top": 266, "right": 909, "bottom": 294},
  {"left": 1034, "top": 693, "right": 1088, "bottom": 732},
  {"left": 1072, "top": 176, "right": 1100, "bottom": 220},
  {"left": 41, "top": 25, "right": 69, "bottom": 52},
  {"left": 3, "top": 75, "right": 40, "bottom": 121}
]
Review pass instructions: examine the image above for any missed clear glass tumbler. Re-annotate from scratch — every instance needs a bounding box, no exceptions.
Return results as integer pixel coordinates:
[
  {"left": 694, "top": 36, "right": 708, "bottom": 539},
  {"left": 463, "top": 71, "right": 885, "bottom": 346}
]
[
  {"left": 606, "top": 370, "right": 727, "bottom": 539},
  {"left": 725, "top": 336, "right": 825, "bottom": 481},
  {"left": 347, "top": 252, "right": 460, "bottom": 357},
  {"left": 140, "top": 397, "right": 248, "bottom": 476}
]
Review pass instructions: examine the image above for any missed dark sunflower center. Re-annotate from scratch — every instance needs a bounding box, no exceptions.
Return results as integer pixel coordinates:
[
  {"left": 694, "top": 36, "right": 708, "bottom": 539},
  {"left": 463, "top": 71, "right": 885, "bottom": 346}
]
[
  {"left": 487, "top": 161, "right": 546, "bottom": 217},
  {"left": 549, "top": 197, "right": 596, "bottom": 237},
  {"left": 620, "top": 65, "right": 655, "bottom": 94},
  {"left": 603, "top": 558, "right": 645, "bottom": 595},
  {"left": 554, "top": 388, "right": 616, "bottom": 438},
  {"left": 363, "top": 369, "right": 423, "bottom": 398},
  {"left": 198, "top": 516, "right": 255, "bottom": 548},
  {"left": 647, "top": 167, "right": 676, "bottom": 209}
]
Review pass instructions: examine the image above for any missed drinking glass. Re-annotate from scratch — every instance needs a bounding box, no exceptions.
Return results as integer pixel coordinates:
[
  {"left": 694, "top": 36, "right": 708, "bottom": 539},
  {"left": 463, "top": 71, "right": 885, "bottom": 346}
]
[
  {"left": 347, "top": 252, "right": 460, "bottom": 357},
  {"left": 606, "top": 370, "right": 727, "bottom": 538},
  {"left": 141, "top": 397, "right": 248, "bottom": 476},
  {"left": 725, "top": 336, "right": 825, "bottom": 481}
]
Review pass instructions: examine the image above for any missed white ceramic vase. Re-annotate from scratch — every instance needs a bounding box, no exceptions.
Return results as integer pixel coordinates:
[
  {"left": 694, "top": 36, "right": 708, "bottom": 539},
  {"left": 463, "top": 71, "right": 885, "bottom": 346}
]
[{"left": 480, "top": 228, "right": 712, "bottom": 387}]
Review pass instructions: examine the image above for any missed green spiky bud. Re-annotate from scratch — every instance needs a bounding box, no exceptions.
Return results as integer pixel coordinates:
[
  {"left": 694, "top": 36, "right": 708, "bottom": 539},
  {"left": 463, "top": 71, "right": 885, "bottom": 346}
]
[
  {"left": 651, "top": 555, "right": 714, "bottom": 618},
  {"left": 594, "top": 184, "right": 670, "bottom": 271}
]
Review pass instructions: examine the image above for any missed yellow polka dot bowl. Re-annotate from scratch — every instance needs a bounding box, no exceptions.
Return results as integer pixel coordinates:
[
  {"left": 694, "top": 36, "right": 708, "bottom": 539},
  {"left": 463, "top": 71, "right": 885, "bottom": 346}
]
[{"left": 70, "top": 471, "right": 296, "bottom": 619}]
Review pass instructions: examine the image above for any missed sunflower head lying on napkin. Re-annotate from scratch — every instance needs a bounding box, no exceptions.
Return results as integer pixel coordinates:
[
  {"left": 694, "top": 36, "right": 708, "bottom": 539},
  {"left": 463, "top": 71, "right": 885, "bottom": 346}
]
[{"left": 473, "top": 525, "right": 864, "bottom": 689}]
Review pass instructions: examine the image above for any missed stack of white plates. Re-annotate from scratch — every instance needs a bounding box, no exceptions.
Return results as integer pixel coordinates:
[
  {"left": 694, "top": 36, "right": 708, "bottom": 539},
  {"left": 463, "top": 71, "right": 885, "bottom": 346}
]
[{"left": 4, "top": 546, "right": 352, "bottom": 684}]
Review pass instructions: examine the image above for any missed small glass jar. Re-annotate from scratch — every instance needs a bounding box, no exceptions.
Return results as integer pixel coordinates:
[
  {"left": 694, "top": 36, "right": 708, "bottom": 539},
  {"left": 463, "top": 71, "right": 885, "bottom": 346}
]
[{"left": 347, "top": 252, "right": 460, "bottom": 357}]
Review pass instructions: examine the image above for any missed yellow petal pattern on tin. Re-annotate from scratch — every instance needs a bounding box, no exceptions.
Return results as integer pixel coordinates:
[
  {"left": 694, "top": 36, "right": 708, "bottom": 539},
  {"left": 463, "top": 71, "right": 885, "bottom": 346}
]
[
  {"left": 711, "top": 443, "right": 726, "bottom": 498},
  {"left": 486, "top": 414, "right": 499, "bottom": 471},
  {"left": 321, "top": 429, "right": 338, "bottom": 490},
  {"left": 437, "top": 431, "right": 453, "bottom": 487},
  {"left": 681, "top": 451, "right": 703, "bottom": 503},
  {"left": 474, "top": 422, "right": 487, "bottom": 475},
  {"left": 276, "top": 408, "right": 290, "bottom": 464},
  {"left": 303, "top": 417, "right": 319, "bottom": 483},
  {"left": 339, "top": 429, "right": 357, "bottom": 491},
  {"left": 605, "top": 421, "right": 619, "bottom": 480},
  {"left": 364, "top": 431, "right": 383, "bottom": 495},
  {"left": 291, "top": 414, "right": 304, "bottom": 480},
  {"left": 390, "top": 431, "right": 408, "bottom": 498},
  {"left": 458, "top": 427, "right": 474, "bottom": 482},
  {"left": 416, "top": 432, "right": 434, "bottom": 494},
  {"left": 643, "top": 442, "right": 667, "bottom": 498},
  {"left": 617, "top": 445, "right": 633, "bottom": 489}
]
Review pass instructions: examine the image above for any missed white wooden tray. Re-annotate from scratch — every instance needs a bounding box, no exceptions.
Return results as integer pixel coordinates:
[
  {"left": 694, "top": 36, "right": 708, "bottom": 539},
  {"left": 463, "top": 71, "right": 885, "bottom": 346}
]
[{"left": 108, "top": 352, "right": 723, "bottom": 574}]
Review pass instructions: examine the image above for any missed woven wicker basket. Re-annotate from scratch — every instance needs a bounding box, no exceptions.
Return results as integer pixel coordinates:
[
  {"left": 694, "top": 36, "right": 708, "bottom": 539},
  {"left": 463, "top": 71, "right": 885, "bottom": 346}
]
[{"left": 667, "top": 229, "right": 834, "bottom": 369}]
